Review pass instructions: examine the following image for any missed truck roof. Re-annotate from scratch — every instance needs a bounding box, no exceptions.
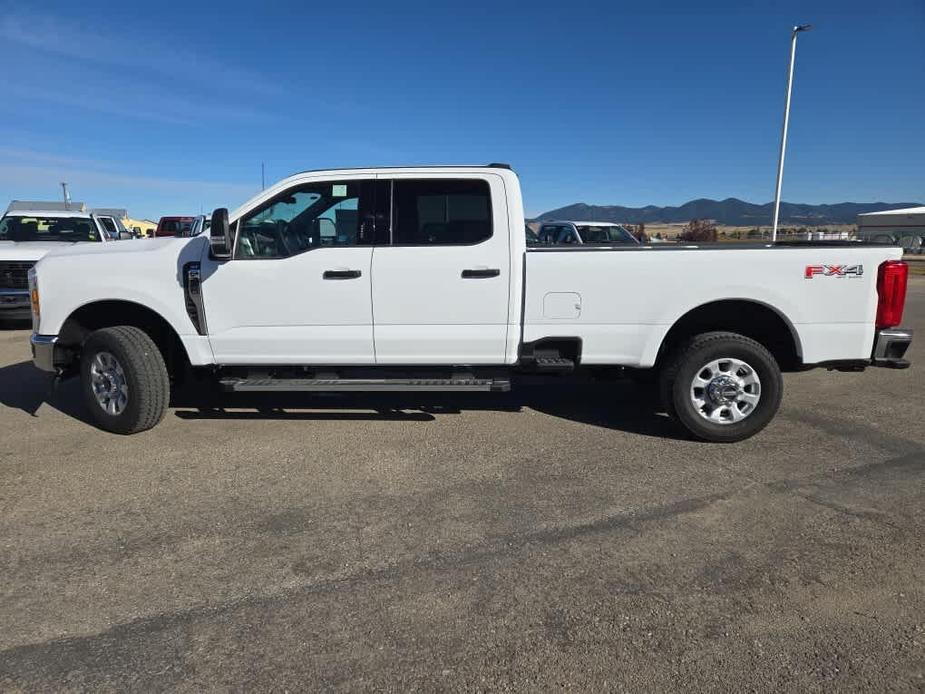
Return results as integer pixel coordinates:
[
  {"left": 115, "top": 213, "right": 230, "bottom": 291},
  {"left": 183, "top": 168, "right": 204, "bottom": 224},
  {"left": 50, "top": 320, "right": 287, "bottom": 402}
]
[
  {"left": 6, "top": 200, "right": 87, "bottom": 214},
  {"left": 229, "top": 165, "right": 521, "bottom": 221},
  {"left": 291, "top": 163, "right": 514, "bottom": 176},
  {"left": 4, "top": 209, "right": 92, "bottom": 218}
]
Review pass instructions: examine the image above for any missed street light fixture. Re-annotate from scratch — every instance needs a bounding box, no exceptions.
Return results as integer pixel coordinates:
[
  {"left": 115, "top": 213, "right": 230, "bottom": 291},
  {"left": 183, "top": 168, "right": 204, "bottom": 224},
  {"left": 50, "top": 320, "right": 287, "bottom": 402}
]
[{"left": 771, "top": 24, "right": 813, "bottom": 243}]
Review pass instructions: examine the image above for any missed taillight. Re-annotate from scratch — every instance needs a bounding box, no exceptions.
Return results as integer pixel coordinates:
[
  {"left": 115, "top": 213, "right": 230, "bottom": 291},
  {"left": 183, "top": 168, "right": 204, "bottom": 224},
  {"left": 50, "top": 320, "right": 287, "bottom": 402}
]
[{"left": 876, "top": 260, "right": 908, "bottom": 329}]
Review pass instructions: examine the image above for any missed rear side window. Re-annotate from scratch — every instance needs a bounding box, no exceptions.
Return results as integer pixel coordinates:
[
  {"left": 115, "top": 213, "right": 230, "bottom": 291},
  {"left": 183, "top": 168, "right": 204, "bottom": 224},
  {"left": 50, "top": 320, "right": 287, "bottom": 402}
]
[{"left": 392, "top": 179, "right": 492, "bottom": 245}]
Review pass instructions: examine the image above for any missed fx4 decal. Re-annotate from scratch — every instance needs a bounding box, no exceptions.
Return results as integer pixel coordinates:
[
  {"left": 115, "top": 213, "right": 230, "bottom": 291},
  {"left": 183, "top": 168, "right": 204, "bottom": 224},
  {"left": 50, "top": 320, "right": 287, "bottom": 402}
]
[{"left": 804, "top": 264, "right": 864, "bottom": 279}]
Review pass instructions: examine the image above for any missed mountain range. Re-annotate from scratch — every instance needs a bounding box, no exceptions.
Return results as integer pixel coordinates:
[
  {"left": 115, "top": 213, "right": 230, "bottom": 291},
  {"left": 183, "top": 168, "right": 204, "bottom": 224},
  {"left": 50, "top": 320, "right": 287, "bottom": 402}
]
[{"left": 535, "top": 199, "right": 922, "bottom": 226}]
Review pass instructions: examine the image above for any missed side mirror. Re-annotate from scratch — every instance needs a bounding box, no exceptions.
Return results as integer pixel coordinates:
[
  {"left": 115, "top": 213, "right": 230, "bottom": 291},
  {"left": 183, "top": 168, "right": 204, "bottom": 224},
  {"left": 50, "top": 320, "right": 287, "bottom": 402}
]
[
  {"left": 119, "top": 230, "right": 133, "bottom": 240},
  {"left": 210, "top": 208, "right": 233, "bottom": 258}
]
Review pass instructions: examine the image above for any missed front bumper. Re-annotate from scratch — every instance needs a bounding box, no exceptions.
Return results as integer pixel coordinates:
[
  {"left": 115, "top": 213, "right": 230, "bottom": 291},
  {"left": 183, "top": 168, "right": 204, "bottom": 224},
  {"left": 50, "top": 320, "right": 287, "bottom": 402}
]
[
  {"left": 871, "top": 328, "right": 912, "bottom": 369},
  {"left": 31, "top": 334, "right": 65, "bottom": 373},
  {"left": 0, "top": 289, "right": 30, "bottom": 319}
]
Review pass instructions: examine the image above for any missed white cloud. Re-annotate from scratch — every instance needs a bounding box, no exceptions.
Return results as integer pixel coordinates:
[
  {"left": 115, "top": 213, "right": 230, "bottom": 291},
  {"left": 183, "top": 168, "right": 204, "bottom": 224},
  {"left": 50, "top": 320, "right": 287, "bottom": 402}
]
[
  {"left": 0, "top": 7, "right": 281, "bottom": 126},
  {"left": 0, "top": 10, "right": 279, "bottom": 97},
  {"left": 0, "top": 151, "right": 258, "bottom": 219}
]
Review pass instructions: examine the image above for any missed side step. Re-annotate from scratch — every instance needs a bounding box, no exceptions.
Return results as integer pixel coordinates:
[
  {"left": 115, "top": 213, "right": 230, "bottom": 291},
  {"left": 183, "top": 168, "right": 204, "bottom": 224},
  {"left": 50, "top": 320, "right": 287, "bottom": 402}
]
[
  {"left": 533, "top": 356, "right": 576, "bottom": 372},
  {"left": 219, "top": 377, "right": 512, "bottom": 393}
]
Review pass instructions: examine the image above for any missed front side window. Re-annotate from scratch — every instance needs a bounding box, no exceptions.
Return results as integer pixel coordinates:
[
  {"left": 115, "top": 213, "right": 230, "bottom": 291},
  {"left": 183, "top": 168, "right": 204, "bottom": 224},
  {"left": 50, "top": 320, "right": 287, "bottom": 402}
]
[
  {"left": 98, "top": 217, "right": 118, "bottom": 238},
  {"left": 392, "top": 179, "right": 492, "bottom": 245},
  {"left": 0, "top": 215, "right": 100, "bottom": 242},
  {"left": 235, "top": 180, "right": 371, "bottom": 259}
]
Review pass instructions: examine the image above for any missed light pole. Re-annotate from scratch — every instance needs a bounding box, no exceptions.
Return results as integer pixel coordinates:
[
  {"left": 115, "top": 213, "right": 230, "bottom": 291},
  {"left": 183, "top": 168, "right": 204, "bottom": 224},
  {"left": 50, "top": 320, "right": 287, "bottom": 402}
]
[{"left": 771, "top": 24, "right": 812, "bottom": 243}]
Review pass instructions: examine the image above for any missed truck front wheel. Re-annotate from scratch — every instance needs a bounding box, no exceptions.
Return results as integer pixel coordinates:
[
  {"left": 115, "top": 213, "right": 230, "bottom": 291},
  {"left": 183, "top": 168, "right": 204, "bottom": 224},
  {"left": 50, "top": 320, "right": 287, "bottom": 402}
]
[
  {"left": 659, "top": 331, "right": 783, "bottom": 443},
  {"left": 80, "top": 326, "right": 170, "bottom": 434}
]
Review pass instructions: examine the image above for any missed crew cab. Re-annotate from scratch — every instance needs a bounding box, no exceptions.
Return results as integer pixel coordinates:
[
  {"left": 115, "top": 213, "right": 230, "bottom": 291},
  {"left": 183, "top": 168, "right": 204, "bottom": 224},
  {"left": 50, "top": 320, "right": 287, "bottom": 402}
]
[
  {"left": 0, "top": 208, "right": 109, "bottom": 320},
  {"left": 28, "top": 165, "right": 912, "bottom": 441}
]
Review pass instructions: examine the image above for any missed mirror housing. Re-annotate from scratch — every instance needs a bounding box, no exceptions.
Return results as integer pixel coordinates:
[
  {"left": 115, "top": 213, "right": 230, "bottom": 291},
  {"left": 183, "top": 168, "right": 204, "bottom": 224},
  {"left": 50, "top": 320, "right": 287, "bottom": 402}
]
[
  {"left": 119, "top": 230, "right": 134, "bottom": 240},
  {"left": 210, "top": 208, "right": 233, "bottom": 258}
]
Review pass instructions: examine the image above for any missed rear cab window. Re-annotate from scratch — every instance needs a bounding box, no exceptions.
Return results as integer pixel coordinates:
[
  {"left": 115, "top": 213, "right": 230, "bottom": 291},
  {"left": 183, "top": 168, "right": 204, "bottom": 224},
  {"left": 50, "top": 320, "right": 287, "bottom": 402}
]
[{"left": 539, "top": 224, "right": 563, "bottom": 245}]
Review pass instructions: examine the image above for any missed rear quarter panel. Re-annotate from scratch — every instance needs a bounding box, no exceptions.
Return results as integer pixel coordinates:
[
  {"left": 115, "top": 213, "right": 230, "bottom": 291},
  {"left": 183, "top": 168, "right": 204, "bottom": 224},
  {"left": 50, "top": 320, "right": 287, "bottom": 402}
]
[{"left": 524, "top": 245, "right": 903, "bottom": 367}]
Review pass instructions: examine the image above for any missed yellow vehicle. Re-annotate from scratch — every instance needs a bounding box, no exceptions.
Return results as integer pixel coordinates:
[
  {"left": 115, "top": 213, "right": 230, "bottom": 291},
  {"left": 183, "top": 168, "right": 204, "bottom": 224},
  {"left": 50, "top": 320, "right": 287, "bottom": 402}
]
[{"left": 125, "top": 217, "right": 157, "bottom": 237}]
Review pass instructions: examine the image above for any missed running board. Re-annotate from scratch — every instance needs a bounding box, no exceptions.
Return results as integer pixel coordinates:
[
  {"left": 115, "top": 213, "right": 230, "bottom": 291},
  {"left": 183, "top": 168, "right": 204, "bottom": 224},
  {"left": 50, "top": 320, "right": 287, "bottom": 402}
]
[
  {"left": 533, "top": 356, "right": 575, "bottom": 372},
  {"left": 219, "top": 377, "right": 511, "bottom": 393}
]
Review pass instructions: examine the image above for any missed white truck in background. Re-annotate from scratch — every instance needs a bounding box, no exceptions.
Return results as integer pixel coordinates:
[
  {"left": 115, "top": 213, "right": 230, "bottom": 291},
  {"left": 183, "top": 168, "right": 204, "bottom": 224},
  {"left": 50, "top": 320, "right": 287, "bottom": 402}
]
[
  {"left": 1, "top": 206, "right": 111, "bottom": 321},
  {"left": 28, "top": 165, "right": 912, "bottom": 441},
  {"left": 537, "top": 221, "right": 639, "bottom": 245}
]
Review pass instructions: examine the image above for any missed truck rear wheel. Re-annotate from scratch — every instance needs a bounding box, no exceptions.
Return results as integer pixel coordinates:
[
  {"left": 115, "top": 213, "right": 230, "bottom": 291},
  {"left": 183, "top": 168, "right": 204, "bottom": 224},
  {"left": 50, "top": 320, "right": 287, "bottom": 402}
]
[
  {"left": 80, "top": 326, "right": 170, "bottom": 434},
  {"left": 659, "top": 331, "right": 782, "bottom": 443}
]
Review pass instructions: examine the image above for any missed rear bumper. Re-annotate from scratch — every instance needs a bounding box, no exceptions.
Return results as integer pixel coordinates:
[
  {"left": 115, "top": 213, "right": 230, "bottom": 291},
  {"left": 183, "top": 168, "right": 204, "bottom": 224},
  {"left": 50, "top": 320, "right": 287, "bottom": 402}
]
[
  {"left": 0, "top": 289, "right": 30, "bottom": 319},
  {"left": 871, "top": 328, "right": 912, "bottom": 369},
  {"left": 31, "top": 334, "right": 66, "bottom": 373}
]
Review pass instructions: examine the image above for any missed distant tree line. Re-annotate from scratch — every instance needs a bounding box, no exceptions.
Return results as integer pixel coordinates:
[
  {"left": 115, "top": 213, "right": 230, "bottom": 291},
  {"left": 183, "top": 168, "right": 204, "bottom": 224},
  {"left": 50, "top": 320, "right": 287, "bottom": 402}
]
[
  {"left": 679, "top": 219, "right": 717, "bottom": 242},
  {"left": 619, "top": 221, "right": 856, "bottom": 243}
]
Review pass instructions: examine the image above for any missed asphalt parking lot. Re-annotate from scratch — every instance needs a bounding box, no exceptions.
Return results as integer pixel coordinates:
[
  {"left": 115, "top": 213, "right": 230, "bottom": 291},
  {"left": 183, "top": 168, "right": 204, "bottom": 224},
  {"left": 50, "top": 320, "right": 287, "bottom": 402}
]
[{"left": 0, "top": 282, "right": 922, "bottom": 691}]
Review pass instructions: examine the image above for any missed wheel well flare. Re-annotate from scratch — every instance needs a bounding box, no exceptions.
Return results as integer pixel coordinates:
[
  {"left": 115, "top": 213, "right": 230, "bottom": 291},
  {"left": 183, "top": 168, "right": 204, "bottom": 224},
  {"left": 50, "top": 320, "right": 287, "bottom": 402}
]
[
  {"left": 658, "top": 300, "right": 800, "bottom": 371},
  {"left": 59, "top": 300, "right": 189, "bottom": 375}
]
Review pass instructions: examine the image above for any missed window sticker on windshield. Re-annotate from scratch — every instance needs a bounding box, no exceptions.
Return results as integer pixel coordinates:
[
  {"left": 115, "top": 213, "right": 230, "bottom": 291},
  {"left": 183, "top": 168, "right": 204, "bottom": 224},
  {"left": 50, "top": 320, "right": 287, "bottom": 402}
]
[{"left": 332, "top": 184, "right": 347, "bottom": 197}]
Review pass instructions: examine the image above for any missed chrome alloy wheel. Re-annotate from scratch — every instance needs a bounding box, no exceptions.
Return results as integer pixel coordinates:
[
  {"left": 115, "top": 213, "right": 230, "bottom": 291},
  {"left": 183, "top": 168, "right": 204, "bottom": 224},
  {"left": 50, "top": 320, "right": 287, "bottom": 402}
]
[
  {"left": 89, "top": 351, "right": 129, "bottom": 416},
  {"left": 689, "top": 357, "right": 761, "bottom": 424}
]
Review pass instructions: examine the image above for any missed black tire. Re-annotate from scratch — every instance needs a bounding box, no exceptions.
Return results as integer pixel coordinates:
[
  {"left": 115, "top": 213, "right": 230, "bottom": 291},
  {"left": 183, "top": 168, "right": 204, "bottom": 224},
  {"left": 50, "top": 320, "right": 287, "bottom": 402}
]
[
  {"left": 658, "top": 331, "right": 783, "bottom": 443},
  {"left": 80, "top": 326, "right": 170, "bottom": 434}
]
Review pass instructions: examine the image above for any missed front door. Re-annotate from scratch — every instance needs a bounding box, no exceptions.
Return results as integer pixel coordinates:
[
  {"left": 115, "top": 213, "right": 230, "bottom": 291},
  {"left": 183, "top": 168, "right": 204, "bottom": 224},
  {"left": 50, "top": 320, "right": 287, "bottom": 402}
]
[
  {"left": 203, "top": 177, "right": 377, "bottom": 364},
  {"left": 370, "top": 175, "right": 511, "bottom": 364}
]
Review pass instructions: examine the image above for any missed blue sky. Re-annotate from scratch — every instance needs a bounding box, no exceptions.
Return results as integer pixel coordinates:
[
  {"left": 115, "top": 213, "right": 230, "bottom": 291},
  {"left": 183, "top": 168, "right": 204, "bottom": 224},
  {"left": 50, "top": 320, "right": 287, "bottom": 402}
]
[{"left": 1, "top": 0, "right": 923, "bottom": 219}]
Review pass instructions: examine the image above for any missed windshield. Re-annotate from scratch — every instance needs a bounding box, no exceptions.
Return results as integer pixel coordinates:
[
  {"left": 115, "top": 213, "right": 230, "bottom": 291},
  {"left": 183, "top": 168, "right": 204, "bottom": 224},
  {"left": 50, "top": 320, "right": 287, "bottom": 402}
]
[
  {"left": 576, "top": 225, "right": 638, "bottom": 244},
  {"left": 0, "top": 215, "right": 101, "bottom": 243}
]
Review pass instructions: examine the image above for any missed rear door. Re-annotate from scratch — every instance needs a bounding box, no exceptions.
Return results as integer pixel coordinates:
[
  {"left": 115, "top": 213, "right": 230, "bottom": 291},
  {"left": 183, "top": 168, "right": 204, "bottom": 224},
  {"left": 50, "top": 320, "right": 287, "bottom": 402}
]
[{"left": 370, "top": 174, "right": 511, "bottom": 364}]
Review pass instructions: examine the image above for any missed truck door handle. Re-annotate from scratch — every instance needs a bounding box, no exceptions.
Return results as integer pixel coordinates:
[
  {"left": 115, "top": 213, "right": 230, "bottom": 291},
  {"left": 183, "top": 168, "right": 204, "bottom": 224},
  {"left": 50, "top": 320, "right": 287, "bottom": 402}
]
[
  {"left": 461, "top": 268, "right": 500, "bottom": 279},
  {"left": 323, "top": 269, "right": 362, "bottom": 280}
]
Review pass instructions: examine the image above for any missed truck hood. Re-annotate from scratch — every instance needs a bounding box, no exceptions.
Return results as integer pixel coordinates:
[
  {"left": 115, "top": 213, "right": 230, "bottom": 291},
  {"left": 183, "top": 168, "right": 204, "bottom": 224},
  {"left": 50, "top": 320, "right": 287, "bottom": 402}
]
[
  {"left": 33, "top": 236, "right": 209, "bottom": 286},
  {"left": 40, "top": 236, "right": 191, "bottom": 259},
  {"left": 0, "top": 241, "right": 93, "bottom": 262}
]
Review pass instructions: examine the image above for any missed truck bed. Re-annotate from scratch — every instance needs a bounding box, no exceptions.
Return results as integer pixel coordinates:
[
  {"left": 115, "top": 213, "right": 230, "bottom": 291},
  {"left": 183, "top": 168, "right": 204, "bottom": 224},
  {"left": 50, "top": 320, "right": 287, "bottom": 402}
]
[{"left": 522, "top": 243, "right": 902, "bottom": 367}]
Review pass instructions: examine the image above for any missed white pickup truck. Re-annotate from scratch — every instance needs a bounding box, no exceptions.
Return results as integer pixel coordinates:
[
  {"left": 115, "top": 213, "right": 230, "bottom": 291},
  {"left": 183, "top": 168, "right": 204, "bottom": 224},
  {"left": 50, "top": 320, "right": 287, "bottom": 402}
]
[
  {"left": 1, "top": 208, "right": 111, "bottom": 320},
  {"left": 28, "top": 165, "right": 912, "bottom": 442}
]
